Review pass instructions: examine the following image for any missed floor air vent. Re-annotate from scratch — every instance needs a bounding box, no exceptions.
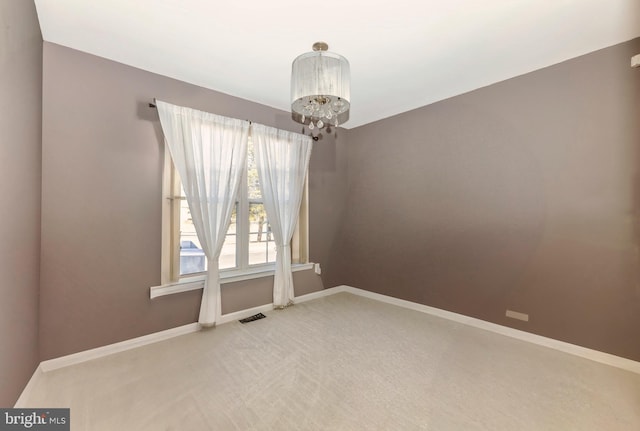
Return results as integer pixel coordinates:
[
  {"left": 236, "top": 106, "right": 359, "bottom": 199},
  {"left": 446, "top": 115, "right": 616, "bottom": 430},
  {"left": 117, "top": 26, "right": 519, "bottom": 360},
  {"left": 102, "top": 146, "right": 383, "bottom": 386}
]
[{"left": 239, "top": 313, "right": 266, "bottom": 324}]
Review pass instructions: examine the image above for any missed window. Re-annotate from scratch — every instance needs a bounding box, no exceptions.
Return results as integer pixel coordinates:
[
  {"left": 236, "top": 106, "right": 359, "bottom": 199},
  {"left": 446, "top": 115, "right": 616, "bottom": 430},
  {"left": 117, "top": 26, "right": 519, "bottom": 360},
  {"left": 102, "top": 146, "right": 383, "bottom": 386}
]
[{"left": 161, "top": 138, "right": 309, "bottom": 284}]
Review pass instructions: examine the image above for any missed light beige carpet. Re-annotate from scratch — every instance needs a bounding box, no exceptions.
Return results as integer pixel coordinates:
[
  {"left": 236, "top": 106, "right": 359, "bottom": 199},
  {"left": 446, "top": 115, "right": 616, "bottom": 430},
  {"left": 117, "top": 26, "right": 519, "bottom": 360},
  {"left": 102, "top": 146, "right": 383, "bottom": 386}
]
[{"left": 21, "top": 292, "right": 640, "bottom": 430}]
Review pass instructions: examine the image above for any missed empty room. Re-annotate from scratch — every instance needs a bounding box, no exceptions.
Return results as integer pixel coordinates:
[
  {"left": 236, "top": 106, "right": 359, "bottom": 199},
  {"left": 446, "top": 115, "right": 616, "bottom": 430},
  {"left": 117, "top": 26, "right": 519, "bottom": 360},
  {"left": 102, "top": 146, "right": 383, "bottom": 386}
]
[{"left": 2, "top": 0, "right": 640, "bottom": 429}]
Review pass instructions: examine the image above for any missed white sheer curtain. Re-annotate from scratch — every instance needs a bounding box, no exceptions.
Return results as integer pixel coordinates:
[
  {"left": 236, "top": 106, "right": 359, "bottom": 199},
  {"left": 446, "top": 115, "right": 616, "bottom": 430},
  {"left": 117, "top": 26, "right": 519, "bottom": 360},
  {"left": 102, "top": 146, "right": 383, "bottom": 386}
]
[
  {"left": 156, "top": 100, "right": 249, "bottom": 326},
  {"left": 252, "top": 124, "right": 312, "bottom": 308}
]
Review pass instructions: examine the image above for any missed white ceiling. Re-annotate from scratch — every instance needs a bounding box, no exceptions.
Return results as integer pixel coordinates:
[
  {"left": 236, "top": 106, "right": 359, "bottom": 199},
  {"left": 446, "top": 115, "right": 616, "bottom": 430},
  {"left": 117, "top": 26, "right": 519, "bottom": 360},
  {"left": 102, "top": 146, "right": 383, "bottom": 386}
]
[{"left": 34, "top": 0, "right": 640, "bottom": 129}]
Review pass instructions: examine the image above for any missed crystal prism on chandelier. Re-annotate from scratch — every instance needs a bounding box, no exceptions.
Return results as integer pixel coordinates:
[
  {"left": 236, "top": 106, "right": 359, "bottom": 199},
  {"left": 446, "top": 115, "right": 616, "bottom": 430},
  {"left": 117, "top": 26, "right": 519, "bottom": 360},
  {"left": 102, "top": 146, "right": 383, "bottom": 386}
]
[{"left": 291, "top": 42, "right": 350, "bottom": 131}]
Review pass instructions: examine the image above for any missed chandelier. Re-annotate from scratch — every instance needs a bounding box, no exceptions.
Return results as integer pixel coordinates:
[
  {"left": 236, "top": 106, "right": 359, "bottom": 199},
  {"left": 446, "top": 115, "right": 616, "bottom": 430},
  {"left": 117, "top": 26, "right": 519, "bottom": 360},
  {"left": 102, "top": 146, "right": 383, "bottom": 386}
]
[{"left": 291, "top": 42, "right": 350, "bottom": 132}]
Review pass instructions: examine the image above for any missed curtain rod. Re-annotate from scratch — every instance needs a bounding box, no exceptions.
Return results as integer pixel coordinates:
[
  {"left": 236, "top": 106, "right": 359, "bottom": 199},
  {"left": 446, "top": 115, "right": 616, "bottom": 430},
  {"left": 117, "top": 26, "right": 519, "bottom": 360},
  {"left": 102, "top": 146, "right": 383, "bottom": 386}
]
[
  {"left": 148, "top": 100, "right": 252, "bottom": 124},
  {"left": 149, "top": 100, "right": 321, "bottom": 140}
]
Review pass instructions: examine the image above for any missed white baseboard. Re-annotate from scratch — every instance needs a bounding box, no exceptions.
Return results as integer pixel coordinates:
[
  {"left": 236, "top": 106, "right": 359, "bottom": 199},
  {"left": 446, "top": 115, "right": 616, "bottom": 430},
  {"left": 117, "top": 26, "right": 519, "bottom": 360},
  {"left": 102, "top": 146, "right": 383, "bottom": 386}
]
[
  {"left": 39, "top": 323, "right": 201, "bottom": 373},
  {"left": 216, "top": 287, "right": 340, "bottom": 324},
  {"left": 338, "top": 285, "right": 640, "bottom": 375},
  {"left": 38, "top": 288, "right": 340, "bottom": 374},
  {"left": 14, "top": 365, "right": 43, "bottom": 408},
  {"left": 26, "top": 283, "right": 640, "bottom": 390}
]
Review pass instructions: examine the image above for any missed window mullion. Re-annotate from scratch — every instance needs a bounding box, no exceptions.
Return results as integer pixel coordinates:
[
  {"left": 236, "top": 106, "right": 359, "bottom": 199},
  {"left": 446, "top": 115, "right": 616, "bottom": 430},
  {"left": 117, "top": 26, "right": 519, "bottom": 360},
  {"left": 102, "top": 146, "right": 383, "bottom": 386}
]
[{"left": 237, "top": 161, "right": 249, "bottom": 270}]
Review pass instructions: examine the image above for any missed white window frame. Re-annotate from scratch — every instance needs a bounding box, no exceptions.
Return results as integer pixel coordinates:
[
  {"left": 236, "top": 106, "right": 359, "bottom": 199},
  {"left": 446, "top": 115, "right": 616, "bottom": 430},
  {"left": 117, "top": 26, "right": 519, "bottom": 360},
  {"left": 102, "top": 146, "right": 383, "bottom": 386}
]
[{"left": 153, "top": 142, "right": 310, "bottom": 298}]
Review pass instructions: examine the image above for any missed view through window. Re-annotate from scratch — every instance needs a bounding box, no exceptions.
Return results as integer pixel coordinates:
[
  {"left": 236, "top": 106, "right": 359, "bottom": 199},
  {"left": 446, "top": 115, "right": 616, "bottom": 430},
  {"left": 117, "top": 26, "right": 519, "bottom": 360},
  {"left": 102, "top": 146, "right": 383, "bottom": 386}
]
[{"left": 177, "top": 139, "right": 276, "bottom": 276}]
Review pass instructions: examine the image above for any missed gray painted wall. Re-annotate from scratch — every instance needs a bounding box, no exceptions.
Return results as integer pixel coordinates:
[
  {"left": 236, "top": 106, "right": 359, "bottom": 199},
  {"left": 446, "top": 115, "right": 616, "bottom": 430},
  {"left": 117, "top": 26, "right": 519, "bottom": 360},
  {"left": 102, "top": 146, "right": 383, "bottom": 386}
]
[
  {"left": 0, "top": 0, "right": 42, "bottom": 405},
  {"left": 337, "top": 38, "right": 640, "bottom": 361},
  {"left": 39, "top": 43, "right": 344, "bottom": 360}
]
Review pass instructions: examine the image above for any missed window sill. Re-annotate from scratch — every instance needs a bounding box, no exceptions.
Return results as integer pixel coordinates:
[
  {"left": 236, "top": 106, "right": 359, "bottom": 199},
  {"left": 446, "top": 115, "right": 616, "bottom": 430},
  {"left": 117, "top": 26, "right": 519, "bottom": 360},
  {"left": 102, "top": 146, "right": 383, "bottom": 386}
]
[{"left": 150, "top": 263, "right": 315, "bottom": 299}]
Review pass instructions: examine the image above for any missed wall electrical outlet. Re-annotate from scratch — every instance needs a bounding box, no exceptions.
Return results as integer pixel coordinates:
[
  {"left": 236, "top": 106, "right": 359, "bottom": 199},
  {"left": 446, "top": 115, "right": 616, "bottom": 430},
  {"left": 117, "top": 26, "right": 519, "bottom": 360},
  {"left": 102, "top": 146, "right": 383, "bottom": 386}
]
[
  {"left": 506, "top": 309, "right": 529, "bottom": 322},
  {"left": 632, "top": 54, "right": 640, "bottom": 68},
  {"left": 314, "top": 263, "right": 321, "bottom": 275}
]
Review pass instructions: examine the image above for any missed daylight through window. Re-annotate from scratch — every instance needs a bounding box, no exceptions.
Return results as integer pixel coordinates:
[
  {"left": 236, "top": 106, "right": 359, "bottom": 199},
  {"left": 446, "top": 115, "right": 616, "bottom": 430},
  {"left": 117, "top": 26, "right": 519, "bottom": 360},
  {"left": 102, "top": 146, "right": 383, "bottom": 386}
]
[{"left": 162, "top": 138, "right": 308, "bottom": 283}]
